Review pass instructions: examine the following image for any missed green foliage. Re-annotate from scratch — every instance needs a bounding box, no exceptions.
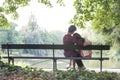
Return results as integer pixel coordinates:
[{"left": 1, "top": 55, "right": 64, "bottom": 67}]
[
  {"left": 0, "top": 0, "right": 30, "bottom": 28},
  {"left": 56, "top": 0, "right": 65, "bottom": 6},
  {"left": 72, "top": 0, "right": 120, "bottom": 29},
  {"left": 0, "top": 13, "right": 10, "bottom": 28},
  {"left": 0, "top": 22, "right": 19, "bottom": 44},
  {"left": 36, "top": 0, "right": 65, "bottom": 7},
  {"left": 0, "top": 0, "right": 64, "bottom": 28},
  {"left": 71, "top": 0, "right": 120, "bottom": 48},
  {"left": 38, "top": 0, "right": 52, "bottom": 7},
  {"left": 0, "top": 61, "right": 120, "bottom": 80},
  {"left": 3, "top": 0, "right": 30, "bottom": 18}
]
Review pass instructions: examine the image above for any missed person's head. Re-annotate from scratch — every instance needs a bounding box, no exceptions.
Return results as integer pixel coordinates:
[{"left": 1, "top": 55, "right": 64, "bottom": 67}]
[
  {"left": 68, "top": 25, "right": 77, "bottom": 33},
  {"left": 73, "top": 33, "right": 81, "bottom": 40},
  {"left": 81, "top": 37, "right": 85, "bottom": 43}
]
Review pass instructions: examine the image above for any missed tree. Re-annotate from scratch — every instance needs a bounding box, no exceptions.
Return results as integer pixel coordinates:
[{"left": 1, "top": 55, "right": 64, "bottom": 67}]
[
  {"left": 0, "top": 22, "right": 18, "bottom": 44},
  {"left": 0, "top": 22, "right": 19, "bottom": 54},
  {"left": 71, "top": 0, "right": 120, "bottom": 48},
  {"left": 22, "top": 14, "right": 45, "bottom": 56},
  {"left": 72, "top": 0, "right": 120, "bottom": 29},
  {"left": 0, "top": 0, "right": 64, "bottom": 28}
]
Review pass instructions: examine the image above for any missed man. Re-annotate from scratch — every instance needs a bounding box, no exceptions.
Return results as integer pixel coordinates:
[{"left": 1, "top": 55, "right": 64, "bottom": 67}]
[{"left": 63, "top": 25, "right": 85, "bottom": 69}]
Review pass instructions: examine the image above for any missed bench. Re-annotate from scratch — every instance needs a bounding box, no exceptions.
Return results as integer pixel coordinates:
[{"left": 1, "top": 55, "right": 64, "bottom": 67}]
[{"left": 1, "top": 44, "right": 110, "bottom": 72}]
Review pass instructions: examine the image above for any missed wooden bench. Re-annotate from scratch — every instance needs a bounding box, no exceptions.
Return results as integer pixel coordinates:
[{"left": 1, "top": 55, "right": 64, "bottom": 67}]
[{"left": 1, "top": 44, "right": 110, "bottom": 72}]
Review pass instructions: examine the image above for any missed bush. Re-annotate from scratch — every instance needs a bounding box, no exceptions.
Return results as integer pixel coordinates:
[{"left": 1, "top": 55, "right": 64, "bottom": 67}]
[{"left": 0, "top": 61, "right": 120, "bottom": 80}]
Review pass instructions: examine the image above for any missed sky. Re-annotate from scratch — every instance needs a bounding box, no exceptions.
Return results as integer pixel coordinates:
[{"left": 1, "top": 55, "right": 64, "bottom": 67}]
[{"left": 14, "top": 0, "right": 76, "bottom": 32}]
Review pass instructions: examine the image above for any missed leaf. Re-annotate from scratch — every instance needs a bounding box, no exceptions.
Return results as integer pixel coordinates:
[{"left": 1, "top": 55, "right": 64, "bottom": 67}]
[{"left": 0, "top": 13, "right": 10, "bottom": 28}]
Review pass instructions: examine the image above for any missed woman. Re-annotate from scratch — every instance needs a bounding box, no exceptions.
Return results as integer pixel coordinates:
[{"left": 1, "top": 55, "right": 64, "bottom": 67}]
[
  {"left": 68, "top": 33, "right": 92, "bottom": 69},
  {"left": 80, "top": 37, "right": 92, "bottom": 58}
]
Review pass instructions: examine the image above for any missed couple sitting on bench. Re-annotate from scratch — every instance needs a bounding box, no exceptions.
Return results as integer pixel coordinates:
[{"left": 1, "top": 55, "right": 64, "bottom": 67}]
[{"left": 63, "top": 25, "right": 92, "bottom": 70}]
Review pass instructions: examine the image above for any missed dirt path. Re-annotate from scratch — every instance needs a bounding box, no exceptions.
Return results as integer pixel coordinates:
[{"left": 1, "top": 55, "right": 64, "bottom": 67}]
[
  {"left": 43, "top": 68, "right": 120, "bottom": 73},
  {"left": 88, "top": 68, "right": 120, "bottom": 73}
]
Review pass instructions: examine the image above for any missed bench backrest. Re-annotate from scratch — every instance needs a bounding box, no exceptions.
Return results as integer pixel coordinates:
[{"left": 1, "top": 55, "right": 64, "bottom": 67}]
[{"left": 2, "top": 44, "right": 110, "bottom": 50}]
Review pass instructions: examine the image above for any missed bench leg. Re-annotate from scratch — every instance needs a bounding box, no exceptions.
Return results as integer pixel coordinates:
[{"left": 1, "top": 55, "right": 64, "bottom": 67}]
[
  {"left": 100, "top": 49, "right": 103, "bottom": 72},
  {"left": 100, "top": 59, "right": 102, "bottom": 72},
  {"left": 8, "top": 58, "right": 11, "bottom": 64},
  {"left": 12, "top": 58, "right": 14, "bottom": 65},
  {"left": 53, "top": 59, "right": 57, "bottom": 71},
  {"left": 8, "top": 57, "right": 14, "bottom": 65},
  {"left": 52, "top": 58, "right": 57, "bottom": 80}
]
